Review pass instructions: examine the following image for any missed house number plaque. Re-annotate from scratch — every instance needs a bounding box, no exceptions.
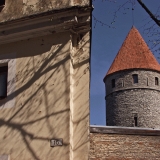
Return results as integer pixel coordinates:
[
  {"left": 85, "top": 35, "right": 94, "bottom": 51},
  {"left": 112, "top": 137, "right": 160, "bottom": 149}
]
[{"left": 50, "top": 139, "right": 63, "bottom": 147}]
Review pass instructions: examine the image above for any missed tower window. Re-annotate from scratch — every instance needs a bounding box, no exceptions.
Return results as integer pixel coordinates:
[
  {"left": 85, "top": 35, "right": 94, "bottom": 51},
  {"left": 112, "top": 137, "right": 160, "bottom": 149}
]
[
  {"left": 122, "top": 80, "right": 124, "bottom": 87},
  {"left": 132, "top": 74, "right": 138, "bottom": 84},
  {"left": 147, "top": 78, "right": 149, "bottom": 86},
  {"left": 155, "top": 77, "right": 158, "bottom": 85},
  {"left": 0, "top": 65, "right": 8, "bottom": 99},
  {"left": 111, "top": 79, "right": 115, "bottom": 88},
  {"left": 134, "top": 116, "right": 138, "bottom": 127},
  {"left": 132, "top": 113, "right": 138, "bottom": 127}
]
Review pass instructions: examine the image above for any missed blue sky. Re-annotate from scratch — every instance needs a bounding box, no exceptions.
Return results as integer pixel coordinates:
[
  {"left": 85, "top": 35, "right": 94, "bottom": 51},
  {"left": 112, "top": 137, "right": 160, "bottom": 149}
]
[{"left": 90, "top": 0, "right": 160, "bottom": 125}]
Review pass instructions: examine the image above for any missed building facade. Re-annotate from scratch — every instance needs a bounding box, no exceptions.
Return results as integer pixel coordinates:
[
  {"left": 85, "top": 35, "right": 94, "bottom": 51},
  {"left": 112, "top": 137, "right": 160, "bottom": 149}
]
[{"left": 0, "top": 1, "right": 91, "bottom": 160}]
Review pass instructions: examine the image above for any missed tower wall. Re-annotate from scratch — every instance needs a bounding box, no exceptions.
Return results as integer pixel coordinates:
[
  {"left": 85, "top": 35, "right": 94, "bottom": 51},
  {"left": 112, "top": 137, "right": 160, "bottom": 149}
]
[{"left": 105, "top": 69, "right": 160, "bottom": 128}]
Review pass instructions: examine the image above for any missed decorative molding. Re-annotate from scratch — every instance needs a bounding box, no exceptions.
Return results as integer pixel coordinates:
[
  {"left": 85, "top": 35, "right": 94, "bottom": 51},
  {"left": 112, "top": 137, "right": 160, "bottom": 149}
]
[{"left": 0, "top": 7, "right": 91, "bottom": 45}]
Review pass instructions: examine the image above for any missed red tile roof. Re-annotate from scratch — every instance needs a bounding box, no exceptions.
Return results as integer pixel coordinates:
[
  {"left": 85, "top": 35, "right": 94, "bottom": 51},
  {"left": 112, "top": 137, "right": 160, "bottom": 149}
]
[{"left": 104, "top": 26, "right": 160, "bottom": 80}]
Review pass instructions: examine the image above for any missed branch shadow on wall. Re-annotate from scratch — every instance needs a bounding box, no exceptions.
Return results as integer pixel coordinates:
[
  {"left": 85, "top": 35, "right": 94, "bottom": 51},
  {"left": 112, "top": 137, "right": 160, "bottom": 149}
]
[{"left": 0, "top": 33, "right": 73, "bottom": 160}]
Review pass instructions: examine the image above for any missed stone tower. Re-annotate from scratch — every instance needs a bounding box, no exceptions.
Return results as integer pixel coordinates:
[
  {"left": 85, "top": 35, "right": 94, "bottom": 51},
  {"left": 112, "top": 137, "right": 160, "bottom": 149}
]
[{"left": 104, "top": 26, "right": 160, "bottom": 129}]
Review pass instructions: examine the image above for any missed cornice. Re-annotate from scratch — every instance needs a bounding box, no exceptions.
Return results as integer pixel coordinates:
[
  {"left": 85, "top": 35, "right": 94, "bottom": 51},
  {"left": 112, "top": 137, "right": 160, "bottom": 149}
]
[{"left": 0, "top": 6, "right": 91, "bottom": 44}]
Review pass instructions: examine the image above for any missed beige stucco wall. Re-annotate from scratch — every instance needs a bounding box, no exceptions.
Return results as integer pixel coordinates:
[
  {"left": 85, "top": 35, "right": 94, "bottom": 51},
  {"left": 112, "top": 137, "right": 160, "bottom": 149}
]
[
  {"left": 0, "top": 0, "right": 90, "bottom": 22},
  {"left": 0, "top": 30, "right": 90, "bottom": 160},
  {"left": 70, "top": 32, "right": 90, "bottom": 160}
]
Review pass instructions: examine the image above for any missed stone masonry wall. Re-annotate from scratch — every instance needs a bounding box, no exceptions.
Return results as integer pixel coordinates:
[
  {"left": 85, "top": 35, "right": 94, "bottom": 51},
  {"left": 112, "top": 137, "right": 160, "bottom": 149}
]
[
  {"left": 105, "top": 70, "right": 160, "bottom": 128},
  {"left": 90, "top": 133, "right": 160, "bottom": 160},
  {"left": 106, "top": 89, "right": 160, "bottom": 128}
]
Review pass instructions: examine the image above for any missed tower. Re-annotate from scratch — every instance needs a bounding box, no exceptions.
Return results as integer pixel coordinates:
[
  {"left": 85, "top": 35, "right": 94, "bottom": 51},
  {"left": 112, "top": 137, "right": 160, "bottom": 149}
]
[{"left": 104, "top": 27, "right": 160, "bottom": 129}]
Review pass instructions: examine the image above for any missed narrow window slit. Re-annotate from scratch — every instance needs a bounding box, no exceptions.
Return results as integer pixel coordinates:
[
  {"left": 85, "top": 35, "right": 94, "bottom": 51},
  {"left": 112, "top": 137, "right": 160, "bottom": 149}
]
[
  {"left": 122, "top": 80, "right": 124, "bottom": 87},
  {"left": 155, "top": 77, "right": 158, "bottom": 85},
  {"left": 132, "top": 74, "right": 138, "bottom": 84},
  {"left": 134, "top": 116, "right": 138, "bottom": 127},
  {"left": 112, "top": 79, "right": 115, "bottom": 88},
  {"left": 147, "top": 78, "right": 149, "bottom": 86}
]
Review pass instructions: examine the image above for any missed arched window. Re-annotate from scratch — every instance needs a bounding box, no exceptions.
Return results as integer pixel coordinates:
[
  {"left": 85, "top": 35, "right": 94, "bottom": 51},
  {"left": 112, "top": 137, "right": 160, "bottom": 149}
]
[
  {"left": 111, "top": 79, "right": 115, "bottom": 88},
  {"left": 155, "top": 77, "right": 159, "bottom": 85},
  {"left": 132, "top": 74, "right": 138, "bottom": 84}
]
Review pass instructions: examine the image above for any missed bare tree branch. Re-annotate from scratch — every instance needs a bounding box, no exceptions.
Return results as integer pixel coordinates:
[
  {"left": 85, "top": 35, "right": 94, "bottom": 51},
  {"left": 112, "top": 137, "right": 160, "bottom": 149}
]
[{"left": 137, "top": 0, "right": 160, "bottom": 27}]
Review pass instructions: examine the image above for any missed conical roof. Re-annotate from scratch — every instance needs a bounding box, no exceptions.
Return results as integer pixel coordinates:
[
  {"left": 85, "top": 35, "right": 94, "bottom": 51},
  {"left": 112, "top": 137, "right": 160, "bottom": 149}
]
[{"left": 104, "top": 26, "right": 160, "bottom": 80}]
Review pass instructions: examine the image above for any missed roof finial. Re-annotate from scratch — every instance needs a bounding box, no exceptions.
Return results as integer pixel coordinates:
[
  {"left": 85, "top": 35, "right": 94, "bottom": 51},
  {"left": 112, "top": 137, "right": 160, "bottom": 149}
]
[{"left": 131, "top": 0, "right": 135, "bottom": 26}]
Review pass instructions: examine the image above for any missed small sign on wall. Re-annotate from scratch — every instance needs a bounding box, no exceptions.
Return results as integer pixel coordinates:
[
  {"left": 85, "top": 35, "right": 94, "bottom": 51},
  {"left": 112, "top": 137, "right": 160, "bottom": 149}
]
[{"left": 50, "top": 139, "right": 63, "bottom": 147}]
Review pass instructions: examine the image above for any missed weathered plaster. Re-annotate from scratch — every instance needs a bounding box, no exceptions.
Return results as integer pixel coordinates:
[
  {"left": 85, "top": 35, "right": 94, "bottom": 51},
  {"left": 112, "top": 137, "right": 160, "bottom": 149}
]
[
  {"left": 70, "top": 31, "right": 90, "bottom": 160},
  {"left": 0, "top": 1, "right": 91, "bottom": 159},
  {"left": 0, "top": 26, "right": 90, "bottom": 160},
  {"left": 0, "top": 0, "right": 90, "bottom": 23},
  {"left": 0, "top": 32, "right": 71, "bottom": 160}
]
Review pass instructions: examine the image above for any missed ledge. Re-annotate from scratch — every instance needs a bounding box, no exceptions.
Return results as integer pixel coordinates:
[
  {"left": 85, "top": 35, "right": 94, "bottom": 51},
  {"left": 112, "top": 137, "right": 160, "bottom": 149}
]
[
  {"left": 0, "top": 6, "right": 91, "bottom": 45},
  {"left": 106, "top": 87, "right": 160, "bottom": 97},
  {"left": 90, "top": 125, "right": 160, "bottom": 136}
]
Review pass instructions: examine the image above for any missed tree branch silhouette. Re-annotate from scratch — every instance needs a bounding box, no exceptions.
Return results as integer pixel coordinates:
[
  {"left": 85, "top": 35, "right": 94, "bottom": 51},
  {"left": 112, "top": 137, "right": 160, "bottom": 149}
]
[{"left": 137, "top": 0, "right": 160, "bottom": 27}]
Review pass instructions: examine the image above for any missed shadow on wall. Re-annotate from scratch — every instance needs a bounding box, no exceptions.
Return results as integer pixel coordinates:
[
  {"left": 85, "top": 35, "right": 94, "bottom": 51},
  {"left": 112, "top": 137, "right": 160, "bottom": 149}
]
[
  {"left": 0, "top": 32, "right": 72, "bottom": 160},
  {"left": 0, "top": 29, "right": 90, "bottom": 159}
]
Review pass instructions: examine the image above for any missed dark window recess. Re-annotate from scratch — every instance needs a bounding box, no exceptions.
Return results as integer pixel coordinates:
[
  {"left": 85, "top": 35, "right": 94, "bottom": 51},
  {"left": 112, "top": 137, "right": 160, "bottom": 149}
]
[
  {"left": 122, "top": 80, "right": 124, "bottom": 87},
  {"left": 112, "top": 79, "right": 115, "bottom": 88},
  {"left": 147, "top": 78, "right": 149, "bottom": 86},
  {"left": 132, "top": 74, "right": 138, "bottom": 84},
  {"left": 0, "top": 66, "right": 8, "bottom": 99},
  {"left": 0, "top": 0, "right": 5, "bottom": 12},
  {"left": 155, "top": 77, "right": 159, "bottom": 85},
  {"left": 134, "top": 116, "right": 138, "bottom": 127},
  {"left": 0, "top": 0, "right": 5, "bottom": 6}
]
